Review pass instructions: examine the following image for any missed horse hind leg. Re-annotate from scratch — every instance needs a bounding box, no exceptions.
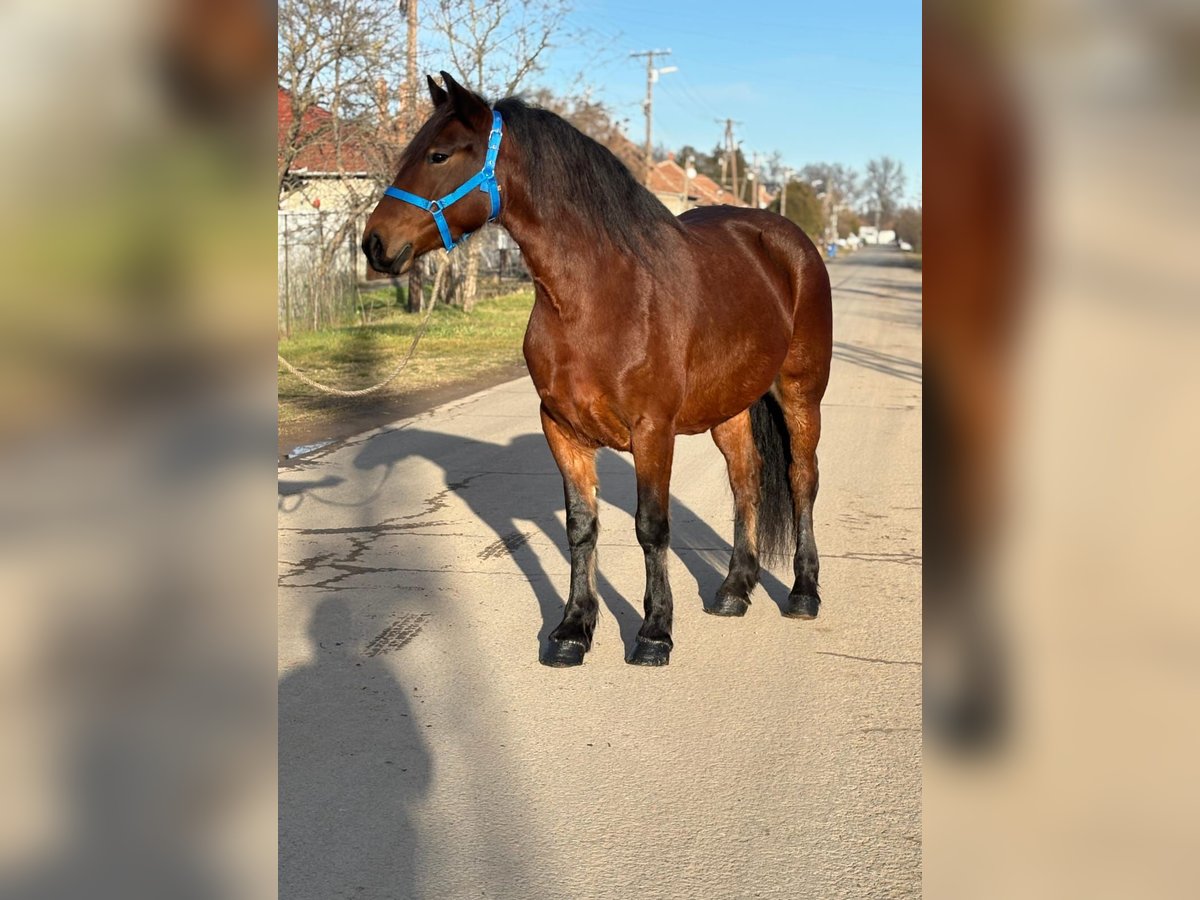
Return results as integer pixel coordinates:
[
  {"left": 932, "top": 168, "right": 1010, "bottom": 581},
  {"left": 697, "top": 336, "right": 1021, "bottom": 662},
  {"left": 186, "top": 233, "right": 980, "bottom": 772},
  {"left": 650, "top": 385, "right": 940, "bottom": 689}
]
[
  {"left": 709, "top": 410, "right": 761, "bottom": 616},
  {"left": 776, "top": 375, "right": 823, "bottom": 619}
]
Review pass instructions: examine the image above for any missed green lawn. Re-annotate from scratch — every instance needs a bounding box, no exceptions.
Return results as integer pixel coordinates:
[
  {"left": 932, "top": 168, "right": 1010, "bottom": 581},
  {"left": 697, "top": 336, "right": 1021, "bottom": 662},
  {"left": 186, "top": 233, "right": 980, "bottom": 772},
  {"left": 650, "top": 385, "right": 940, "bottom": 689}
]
[{"left": 279, "top": 288, "right": 534, "bottom": 435}]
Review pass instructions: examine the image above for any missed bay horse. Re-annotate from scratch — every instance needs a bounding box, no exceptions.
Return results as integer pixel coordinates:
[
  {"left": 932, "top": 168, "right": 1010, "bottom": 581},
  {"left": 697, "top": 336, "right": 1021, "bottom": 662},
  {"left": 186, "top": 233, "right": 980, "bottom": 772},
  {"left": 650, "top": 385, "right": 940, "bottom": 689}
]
[{"left": 363, "top": 72, "right": 832, "bottom": 667}]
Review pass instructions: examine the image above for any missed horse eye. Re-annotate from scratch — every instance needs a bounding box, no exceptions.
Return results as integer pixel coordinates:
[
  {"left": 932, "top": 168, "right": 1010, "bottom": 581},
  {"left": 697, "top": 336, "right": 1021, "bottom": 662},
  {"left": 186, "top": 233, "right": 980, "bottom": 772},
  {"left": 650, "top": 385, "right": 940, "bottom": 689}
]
[{"left": 428, "top": 152, "right": 450, "bottom": 165}]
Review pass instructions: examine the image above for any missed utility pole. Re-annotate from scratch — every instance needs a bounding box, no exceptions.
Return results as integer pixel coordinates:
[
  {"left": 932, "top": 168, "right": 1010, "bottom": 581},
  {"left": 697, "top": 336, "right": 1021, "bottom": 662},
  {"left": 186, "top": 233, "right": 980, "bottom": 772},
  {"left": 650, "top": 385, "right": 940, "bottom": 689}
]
[
  {"left": 631, "top": 50, "right": 674, "bottom": 182},
  {"left": 748, "top": 150, "right": 760, "bottom": 207},
  {"left": 682, "top": 153, "right": 695, "bottom": 210},
  {"left": 404, "top": 0, "right": 423, "bottom": 313},
  {"left": 730, "top": 126, "right": 739, "bottom": 200},
  {"left": 830, "top": 189, "right": 840, "bottom": 247},
  {"left": 780, "top": 166, "right": 793, "bottom": 217},
  {"left": 403, "top": 0, "right": 418, "bottom": 128},
  {"left": 812, "top": 178, "right": 829, "bottom": 249},
  {"left": 715, "top": 118, "right": 742, "bottom": 200}
]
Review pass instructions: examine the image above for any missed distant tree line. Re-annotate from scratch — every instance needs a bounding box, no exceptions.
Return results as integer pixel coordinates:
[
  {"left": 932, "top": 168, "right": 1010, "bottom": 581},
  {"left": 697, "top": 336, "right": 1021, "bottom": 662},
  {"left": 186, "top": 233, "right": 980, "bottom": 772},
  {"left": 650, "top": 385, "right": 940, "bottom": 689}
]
[{"left": 664, "top": 144, "right": 918, "bottom": 248}]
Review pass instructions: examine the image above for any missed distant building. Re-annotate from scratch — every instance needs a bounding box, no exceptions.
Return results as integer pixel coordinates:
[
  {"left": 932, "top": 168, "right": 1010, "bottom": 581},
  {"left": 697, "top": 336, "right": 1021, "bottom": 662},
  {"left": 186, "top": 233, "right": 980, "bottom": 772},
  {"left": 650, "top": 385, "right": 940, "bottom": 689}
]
[
  {"left": 858, "top": 225, "right": 897, "bottom": 245},
  {"left": 646, "top": 155, "right": 748, "bottom": 214},
  {"left": 277, "top": 87, "right": 378, "bottom": 214},
  {"left": 278, "top": 86, "right": 385, "bottom": 308}
]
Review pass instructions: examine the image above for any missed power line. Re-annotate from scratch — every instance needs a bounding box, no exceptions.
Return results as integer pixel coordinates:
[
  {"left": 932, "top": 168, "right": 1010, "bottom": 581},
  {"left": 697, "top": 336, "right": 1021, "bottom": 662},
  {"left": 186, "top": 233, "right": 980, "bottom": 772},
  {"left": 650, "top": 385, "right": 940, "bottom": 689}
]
[{"left": 674, "top": 70, "right": 721, "bottom": 120}]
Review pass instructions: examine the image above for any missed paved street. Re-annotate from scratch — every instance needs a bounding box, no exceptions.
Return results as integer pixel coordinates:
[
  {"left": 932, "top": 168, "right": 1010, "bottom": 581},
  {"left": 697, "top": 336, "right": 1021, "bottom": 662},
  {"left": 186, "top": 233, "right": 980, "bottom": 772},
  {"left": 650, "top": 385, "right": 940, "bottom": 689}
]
[{"left": 278, "top": 244, "right": 922, "bottom": 899}]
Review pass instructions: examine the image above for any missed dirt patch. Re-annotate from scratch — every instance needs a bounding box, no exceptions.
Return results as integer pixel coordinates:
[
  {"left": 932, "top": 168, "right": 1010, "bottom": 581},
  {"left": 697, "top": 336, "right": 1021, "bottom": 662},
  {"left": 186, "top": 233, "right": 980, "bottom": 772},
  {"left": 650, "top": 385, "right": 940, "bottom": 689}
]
[{"left": 278, "top": 361, "right": 526, "bottom": 464}]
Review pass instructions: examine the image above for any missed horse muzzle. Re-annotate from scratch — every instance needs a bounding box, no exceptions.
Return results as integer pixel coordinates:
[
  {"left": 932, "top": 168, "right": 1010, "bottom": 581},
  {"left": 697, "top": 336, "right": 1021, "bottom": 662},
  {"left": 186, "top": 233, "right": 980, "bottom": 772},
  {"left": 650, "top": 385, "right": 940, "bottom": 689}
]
[{"left": 362, "top": 231, "right": 413, "bottom": 276}]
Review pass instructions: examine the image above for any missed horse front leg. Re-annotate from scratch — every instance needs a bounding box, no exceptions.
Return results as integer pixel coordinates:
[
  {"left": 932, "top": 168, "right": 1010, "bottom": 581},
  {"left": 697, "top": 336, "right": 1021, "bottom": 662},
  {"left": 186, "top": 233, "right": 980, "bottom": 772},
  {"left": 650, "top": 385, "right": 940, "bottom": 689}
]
[
  {"left": 628, "top": 420, "right": 676, "bottom": 666},
  {"left": 540, "top": 406, "right": 601, "bottom": 667}
]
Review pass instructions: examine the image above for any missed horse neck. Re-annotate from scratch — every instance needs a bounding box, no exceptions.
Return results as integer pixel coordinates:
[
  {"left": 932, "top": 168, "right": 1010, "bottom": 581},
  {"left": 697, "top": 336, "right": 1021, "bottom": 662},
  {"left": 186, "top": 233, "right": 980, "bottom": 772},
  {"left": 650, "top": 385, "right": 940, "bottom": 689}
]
[
  {"left": 497, "top": 176, "right": 591, "bottom": 286},
  {"left": 494, "top": 139, "right": 633, "bottom": 293}
]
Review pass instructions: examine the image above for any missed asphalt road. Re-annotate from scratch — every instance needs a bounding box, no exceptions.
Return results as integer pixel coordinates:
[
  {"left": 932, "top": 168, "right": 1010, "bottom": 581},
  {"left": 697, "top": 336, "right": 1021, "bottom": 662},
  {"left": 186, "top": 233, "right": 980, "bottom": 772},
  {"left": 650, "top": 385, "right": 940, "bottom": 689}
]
[{"left": 278, "top": 244, "right": 922, "bottom": 899}]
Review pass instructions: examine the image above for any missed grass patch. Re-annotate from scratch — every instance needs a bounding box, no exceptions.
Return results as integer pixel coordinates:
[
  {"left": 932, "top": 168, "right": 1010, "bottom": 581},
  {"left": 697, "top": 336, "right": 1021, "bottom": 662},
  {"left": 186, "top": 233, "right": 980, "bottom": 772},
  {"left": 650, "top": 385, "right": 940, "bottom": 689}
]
[{"left": 279, "top": 287, "right": 534, "bottom": 435}]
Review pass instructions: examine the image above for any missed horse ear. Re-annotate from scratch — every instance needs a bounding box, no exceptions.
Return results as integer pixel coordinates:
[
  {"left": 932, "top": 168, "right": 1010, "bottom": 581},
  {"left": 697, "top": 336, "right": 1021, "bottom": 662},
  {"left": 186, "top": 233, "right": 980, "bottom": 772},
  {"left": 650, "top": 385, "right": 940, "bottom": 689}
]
[
  {"left": 426, "top": 74, "right": 448, "bottom": 107},
  {"left": 440, "top": 70, "right": 489, "bottom": 127}
]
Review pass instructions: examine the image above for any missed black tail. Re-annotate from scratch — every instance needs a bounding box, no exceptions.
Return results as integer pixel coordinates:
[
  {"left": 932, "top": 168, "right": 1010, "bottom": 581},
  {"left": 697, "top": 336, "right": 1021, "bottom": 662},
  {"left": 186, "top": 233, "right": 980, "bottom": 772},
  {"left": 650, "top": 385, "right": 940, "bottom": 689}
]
[{"left": 750, "top": 393, "right": 796, "bottom": 563}]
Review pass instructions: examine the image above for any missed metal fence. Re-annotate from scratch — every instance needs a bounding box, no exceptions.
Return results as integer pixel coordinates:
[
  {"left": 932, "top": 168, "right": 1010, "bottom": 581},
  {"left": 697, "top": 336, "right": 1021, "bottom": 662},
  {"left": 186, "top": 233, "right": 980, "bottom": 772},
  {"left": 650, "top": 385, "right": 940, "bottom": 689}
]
[
  {"left": 278, "top": 210, "right": 528, "bottom": 335},
  {"left": 278, "top": 209, "right": 366, "bottom": 336}
]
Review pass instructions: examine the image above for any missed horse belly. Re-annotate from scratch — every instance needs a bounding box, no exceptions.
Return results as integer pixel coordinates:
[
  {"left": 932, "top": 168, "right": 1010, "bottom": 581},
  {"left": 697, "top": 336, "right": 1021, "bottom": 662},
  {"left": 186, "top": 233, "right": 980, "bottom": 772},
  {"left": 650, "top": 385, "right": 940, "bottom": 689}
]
[{"left": 676, "top": 321, "right": 791, "bottom": 433}]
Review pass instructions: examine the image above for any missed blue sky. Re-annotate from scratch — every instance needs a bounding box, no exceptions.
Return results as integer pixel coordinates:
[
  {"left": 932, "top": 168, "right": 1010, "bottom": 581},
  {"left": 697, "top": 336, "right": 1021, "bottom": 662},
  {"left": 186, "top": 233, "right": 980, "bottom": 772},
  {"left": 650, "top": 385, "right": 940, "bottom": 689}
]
[{"left": 539, "top": 0, "right": 921, "bottom": 204}]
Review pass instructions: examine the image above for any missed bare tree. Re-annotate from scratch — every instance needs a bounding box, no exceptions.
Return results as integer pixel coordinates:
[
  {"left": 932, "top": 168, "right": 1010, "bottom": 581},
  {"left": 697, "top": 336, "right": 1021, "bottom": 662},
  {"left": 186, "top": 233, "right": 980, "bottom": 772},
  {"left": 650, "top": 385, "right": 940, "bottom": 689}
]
[
  {"left": 429, "top": 0, "right": 570, "bottom": 100},
  {"left": 278, "top": 0, "right": 407, "bottom": 197},
  {"left": 801, "top": 162, "right": 861, "bottom": 246},
  {"left": 402, "top": 0, "right": 425, "bottom": 314},
  {"left": 426, "top": 0, "right": 573, "bottom": 311},
  {"left": 800, "top": 163, "right": 861, "bottom": 210},
  {"left": 760, "top": 150, "right": 788, "bottom": 192},
  {"left": 523, "top": 86, "right": 642, "bottom": 169},
  {"left": 278, "top": 0, "right": 409, "bottom": 331},
  {"left": 864, "top": 156, "right": 907, "bottom": 230}
]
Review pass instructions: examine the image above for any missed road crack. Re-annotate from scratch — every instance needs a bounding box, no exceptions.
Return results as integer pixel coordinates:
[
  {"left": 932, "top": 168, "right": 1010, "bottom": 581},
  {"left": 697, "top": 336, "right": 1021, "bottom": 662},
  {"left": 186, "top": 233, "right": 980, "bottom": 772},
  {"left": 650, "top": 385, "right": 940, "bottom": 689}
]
[{"left": 815, "top": 651, "right": 921, "bottom": 667}]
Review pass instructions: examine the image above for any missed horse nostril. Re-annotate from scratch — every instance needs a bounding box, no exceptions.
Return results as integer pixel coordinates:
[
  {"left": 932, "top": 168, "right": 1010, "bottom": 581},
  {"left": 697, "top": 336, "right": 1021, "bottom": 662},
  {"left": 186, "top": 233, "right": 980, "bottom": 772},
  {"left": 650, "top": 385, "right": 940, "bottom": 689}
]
[{"left": 362, "top": 231, "right": 385, "bottom": 271}]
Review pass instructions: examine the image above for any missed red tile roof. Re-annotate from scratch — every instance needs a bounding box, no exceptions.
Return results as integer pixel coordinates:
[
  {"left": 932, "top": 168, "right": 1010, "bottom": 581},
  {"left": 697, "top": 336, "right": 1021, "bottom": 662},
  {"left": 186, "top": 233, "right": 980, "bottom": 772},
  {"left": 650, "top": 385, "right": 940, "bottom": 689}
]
[
  {"left": 604, "top": 131, "right": 649, "bottom": 182},
  {"left": 691, "top": 172, "right": 745, "bottom": 207},
  {"left": 647, "top": 159, "right": 745, "bottom": 207},
  {"left": 278, "top": 87, "right": 374, "bottom": 175},
  {"left": 646, "top": 159, "right": 685, "bottom": 194}
]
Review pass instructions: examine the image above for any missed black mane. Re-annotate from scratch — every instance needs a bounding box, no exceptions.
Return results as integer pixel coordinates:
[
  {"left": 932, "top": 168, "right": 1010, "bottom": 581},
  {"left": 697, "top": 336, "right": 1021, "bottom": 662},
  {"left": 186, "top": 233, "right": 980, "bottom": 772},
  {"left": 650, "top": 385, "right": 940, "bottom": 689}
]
[{"left": 493, "top": 97, "right": 684, "bottom": 258}]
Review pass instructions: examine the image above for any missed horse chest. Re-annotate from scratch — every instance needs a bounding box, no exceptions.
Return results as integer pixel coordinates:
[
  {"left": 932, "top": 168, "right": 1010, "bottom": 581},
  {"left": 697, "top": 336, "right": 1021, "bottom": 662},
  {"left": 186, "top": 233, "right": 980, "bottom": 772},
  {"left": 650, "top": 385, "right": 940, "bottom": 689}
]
[{"left": 523, "top": 304, "right": 634, "bottom": 450}]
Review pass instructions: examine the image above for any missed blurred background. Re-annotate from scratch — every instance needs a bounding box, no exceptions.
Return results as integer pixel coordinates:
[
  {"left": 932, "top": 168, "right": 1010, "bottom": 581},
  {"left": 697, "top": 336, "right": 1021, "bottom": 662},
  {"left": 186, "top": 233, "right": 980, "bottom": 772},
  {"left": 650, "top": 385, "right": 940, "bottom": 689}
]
[
  {"left": 924, "top": 1, "right": 1200, "bottom": 897},
  {"left": 0, "top": 0, "right": 1197, "bottom": 897},
  {"left": 0, "top": 1, "right": 278, "bottom": 898}
]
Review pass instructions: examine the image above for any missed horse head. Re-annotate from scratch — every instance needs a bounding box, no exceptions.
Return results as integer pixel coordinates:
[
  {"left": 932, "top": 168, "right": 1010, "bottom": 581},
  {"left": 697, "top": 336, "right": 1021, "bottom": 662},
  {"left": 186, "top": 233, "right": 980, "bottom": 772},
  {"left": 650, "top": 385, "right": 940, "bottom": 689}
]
[{"left": 362, "top": 72, "right": 500, "bottom": 275}]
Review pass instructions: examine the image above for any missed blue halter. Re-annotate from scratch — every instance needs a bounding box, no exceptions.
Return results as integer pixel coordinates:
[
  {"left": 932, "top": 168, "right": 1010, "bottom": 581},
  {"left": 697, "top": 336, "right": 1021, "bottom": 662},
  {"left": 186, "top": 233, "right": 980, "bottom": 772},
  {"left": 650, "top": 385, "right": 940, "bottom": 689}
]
[{"left": 383, "top": 111, "right": 504, "bottom": 252}]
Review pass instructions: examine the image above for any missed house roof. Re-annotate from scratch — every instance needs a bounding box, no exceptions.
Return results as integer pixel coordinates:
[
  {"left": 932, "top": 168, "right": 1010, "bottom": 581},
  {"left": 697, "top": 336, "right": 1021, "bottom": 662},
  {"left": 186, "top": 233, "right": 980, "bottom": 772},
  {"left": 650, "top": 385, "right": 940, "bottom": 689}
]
[
  {"left": 647, "top": 158, "right": 745, "bottom": 207},
  {"left": 278, "top": 87, "right": 374, "bottom": 175},
  {"left": 691, "top": 172, "right": 745, "bottom": 207},
  {"left": 646, "top": 159, "right": 684, "bottom": 195},
  {"left": 604, "top": 130, "right": 649, "bottom": 183}
]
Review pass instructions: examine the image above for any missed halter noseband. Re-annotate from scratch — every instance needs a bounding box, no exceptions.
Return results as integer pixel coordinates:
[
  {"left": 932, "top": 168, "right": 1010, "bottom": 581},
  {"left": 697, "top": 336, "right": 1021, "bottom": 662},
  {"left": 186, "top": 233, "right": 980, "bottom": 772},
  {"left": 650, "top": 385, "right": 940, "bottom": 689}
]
[{"left": 382, "top": 110, "right": 504, "bottom": 252}]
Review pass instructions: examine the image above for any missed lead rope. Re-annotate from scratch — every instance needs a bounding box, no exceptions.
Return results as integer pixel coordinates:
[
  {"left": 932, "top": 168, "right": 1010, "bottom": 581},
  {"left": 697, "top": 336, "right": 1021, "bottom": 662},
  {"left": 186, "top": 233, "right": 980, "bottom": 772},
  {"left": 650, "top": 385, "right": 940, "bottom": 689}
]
[{"left": 277, "top": 253, "right": 451, "bottom": 397}]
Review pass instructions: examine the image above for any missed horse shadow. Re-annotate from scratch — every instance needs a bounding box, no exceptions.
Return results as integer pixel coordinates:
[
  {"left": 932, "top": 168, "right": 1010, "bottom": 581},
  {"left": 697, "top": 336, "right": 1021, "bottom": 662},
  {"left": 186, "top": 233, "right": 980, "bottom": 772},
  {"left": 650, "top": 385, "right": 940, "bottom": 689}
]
[
  {"left": 352, "top": 428, "right": 794, "bottom": 656},
  {"left": 279, "top": 596, "right": 432, "bottom": 899},
  {"left": 832, "top": 340, "right": 923, "bottom": 384}
]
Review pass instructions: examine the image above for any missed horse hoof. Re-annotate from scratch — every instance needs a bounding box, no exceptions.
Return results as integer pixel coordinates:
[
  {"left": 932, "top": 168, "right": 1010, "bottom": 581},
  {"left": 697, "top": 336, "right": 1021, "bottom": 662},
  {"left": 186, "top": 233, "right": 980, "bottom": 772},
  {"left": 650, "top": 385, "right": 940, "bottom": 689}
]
[
  {"left": 540, "top": 639, "right": 587, "bottom": 667},
  {"left": 706, "top": 593, "right": 749, "bottom": 617},
  {"left": 627, "top": 638, "right": 671, "bottom": 667},
  {"left": 784, "top": 593, "right": 820, "bottom": 619}
]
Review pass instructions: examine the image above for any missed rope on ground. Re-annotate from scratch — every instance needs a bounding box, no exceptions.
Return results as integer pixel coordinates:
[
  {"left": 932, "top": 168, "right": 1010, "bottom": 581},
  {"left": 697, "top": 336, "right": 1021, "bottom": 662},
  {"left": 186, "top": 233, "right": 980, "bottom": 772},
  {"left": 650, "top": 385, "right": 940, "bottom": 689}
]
[{"left": 277, "top": 253, "right": 451, "bottom": 398}]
